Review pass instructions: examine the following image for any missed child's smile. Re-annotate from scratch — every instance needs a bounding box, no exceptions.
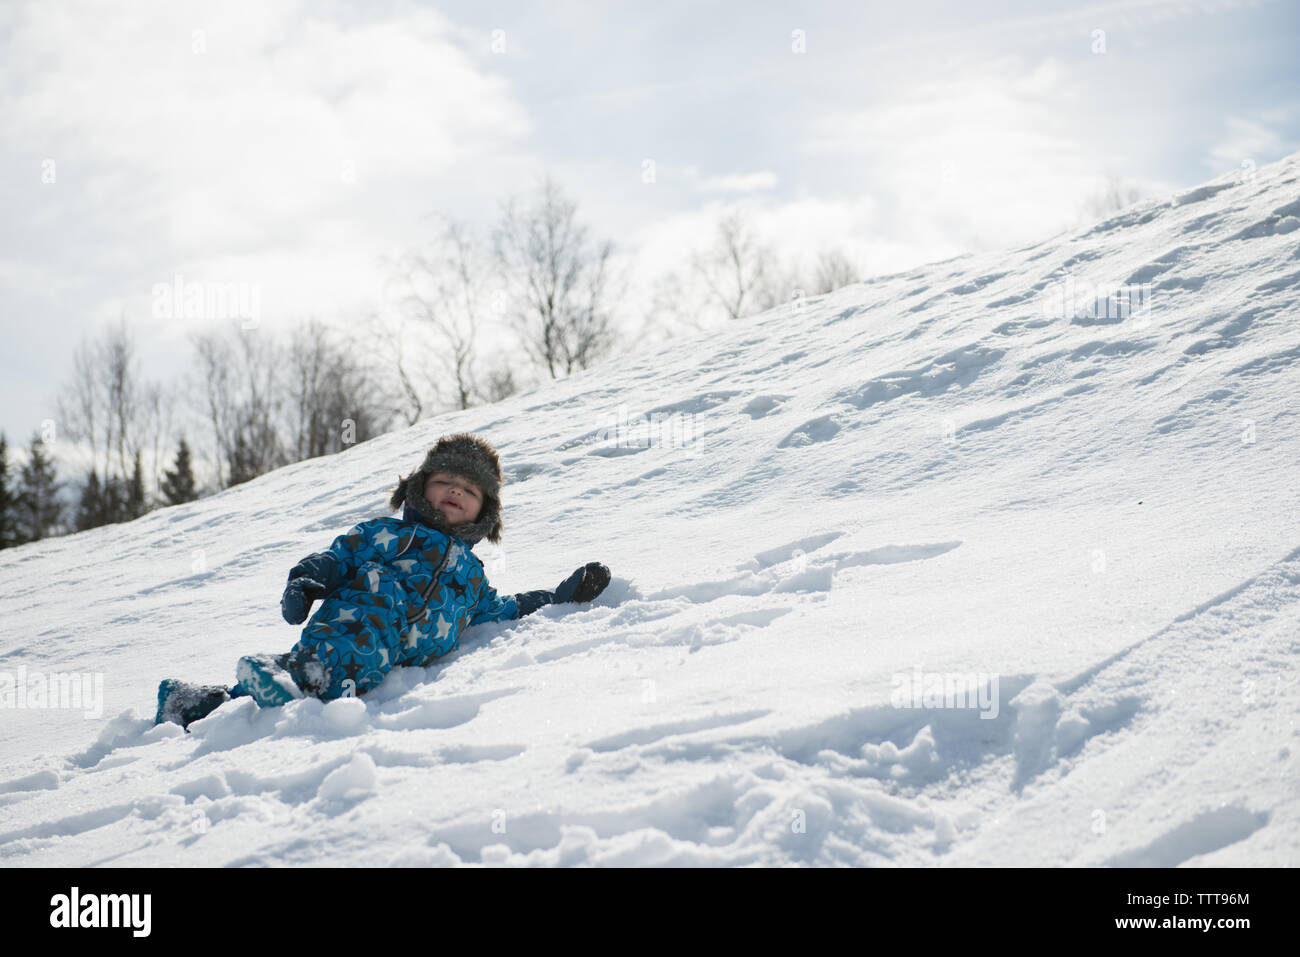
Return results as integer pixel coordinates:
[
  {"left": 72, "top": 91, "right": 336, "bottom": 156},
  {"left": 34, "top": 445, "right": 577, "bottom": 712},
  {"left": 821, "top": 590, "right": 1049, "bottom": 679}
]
[{"left": 423, "top": 472, "right": 483, "bottom": 524}]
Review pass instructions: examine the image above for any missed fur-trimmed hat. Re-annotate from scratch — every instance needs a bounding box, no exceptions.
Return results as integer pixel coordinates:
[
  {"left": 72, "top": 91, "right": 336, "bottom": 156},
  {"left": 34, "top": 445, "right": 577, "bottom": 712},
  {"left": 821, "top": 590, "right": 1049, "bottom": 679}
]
[{"left": 389, "top": 433, "right": 503, "bottom": 544}]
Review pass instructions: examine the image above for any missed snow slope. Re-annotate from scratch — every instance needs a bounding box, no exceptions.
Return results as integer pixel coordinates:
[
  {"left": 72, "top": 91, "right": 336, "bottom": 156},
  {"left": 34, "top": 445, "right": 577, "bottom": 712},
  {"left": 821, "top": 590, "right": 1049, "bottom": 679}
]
[{"left": 2, "top": 153, "right": 1298, "bottom": 866}]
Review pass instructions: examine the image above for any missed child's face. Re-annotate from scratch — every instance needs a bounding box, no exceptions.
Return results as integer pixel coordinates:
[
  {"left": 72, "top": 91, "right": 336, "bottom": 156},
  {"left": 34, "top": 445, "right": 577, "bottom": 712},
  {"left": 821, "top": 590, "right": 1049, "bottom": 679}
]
[{"left": 423, "top": 471, "right": 483, "bottom": 524}]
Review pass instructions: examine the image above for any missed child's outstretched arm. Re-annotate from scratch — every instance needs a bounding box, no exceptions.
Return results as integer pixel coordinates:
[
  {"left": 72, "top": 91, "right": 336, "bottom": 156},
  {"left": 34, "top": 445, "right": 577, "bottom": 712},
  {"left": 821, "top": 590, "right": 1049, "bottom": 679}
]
[
  {"left": 279, "top": 525, "right": 372, "bottom": 624},
  {"left": 471, "top": 562, "right": 611, "bottom": 625}
]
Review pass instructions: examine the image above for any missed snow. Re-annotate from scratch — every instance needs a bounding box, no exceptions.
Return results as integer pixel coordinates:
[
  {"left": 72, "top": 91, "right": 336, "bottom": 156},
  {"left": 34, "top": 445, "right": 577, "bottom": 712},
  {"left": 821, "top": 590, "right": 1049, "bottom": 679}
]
[{"left": 1, "top": 153, "right": 1298, "bottom": 866}]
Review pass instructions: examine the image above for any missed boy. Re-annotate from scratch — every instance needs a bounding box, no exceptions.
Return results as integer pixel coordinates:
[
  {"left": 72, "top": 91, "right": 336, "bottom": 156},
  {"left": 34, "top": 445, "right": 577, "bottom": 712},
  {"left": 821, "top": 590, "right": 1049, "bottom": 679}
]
[{"left": 156, "top": 433, "right": 610, "bottom": 728}]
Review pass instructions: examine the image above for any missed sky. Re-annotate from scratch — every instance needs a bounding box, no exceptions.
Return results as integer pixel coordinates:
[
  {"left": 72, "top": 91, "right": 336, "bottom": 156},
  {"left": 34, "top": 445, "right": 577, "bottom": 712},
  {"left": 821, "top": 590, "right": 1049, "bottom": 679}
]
[{"left": 1, "top": 0, "right": 1298, "bottom": 457}]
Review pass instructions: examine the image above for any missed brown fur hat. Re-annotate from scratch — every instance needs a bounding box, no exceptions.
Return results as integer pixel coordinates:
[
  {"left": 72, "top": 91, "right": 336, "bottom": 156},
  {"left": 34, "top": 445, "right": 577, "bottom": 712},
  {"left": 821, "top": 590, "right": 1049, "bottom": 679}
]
[{"left": 389, "top": 433, "right": 503, "bottom": 544}]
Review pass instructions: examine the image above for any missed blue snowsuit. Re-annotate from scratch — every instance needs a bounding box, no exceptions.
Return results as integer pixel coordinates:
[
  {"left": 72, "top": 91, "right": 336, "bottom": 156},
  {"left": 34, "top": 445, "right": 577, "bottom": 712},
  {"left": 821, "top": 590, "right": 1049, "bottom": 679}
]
[{"left": 285, "top": 505, "right": 543, "bottom": 698}]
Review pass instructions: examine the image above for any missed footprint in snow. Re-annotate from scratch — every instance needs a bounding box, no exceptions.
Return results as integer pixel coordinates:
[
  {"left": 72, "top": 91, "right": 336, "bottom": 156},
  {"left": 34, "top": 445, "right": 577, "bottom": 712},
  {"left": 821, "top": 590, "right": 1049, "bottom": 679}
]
[{"left": 778, "top": 415, "right": 841, "bottom": 448}]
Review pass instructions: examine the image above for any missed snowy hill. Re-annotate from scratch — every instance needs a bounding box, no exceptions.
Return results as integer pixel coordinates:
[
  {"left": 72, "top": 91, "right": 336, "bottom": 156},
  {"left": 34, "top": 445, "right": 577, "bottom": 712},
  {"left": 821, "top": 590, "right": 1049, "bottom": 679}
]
[{"left": 2, "top": 152, "right": 1298, "bottom": 866}]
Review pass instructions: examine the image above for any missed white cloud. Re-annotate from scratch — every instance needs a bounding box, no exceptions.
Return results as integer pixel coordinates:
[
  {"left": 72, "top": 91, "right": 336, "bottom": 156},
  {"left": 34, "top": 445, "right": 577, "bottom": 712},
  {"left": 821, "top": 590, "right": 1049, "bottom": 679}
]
[
  {"left": 1206, "top": 114, "right": 1287, "bottom": 172},
  {"left": 0, "top": 0, "right": 534, "bottom": 325},
  {"left": 697, "top": 171, "right": 779, "bottom": 193},
  {"left": 802, "top": 55, "right": 1104, "bottom": 253}
]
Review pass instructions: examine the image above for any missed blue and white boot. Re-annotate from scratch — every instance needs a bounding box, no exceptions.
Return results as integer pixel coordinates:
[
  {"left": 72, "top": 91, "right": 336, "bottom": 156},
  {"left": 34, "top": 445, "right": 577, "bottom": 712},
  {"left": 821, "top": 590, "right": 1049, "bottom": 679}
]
[
  {"left": 235, "top": 653, "right": 306, "bottom": 708},
  {"left": 235, "top": 649, "right": 329, "bottom": 708}
]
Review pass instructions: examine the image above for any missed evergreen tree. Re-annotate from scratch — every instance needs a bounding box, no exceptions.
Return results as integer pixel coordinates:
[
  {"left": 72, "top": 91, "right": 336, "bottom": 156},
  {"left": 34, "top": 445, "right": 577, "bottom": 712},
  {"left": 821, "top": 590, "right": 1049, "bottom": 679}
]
[
  {"left": 160, "top": 437, "right": 199, "bottom": 505},
  {"left": 0, "top": 432, "right": 22, "bottom": 549},
  {"left": 16, "top": 433, "right": 63, "bottom": 542},
  {"left": 102, "top": 473, "right": 127, "bottom": 525},
  {"left": 76, "top": 469, "right": 135, "bottom": 529},
  {"left": 227, "top": 432, "right": 258, "bottom": 486},
  {"left": 126, "top": 449, "right": 148, "bottom": 519},
  {"left": 76, "top": 469, "right": 106, "bottom": 531}
]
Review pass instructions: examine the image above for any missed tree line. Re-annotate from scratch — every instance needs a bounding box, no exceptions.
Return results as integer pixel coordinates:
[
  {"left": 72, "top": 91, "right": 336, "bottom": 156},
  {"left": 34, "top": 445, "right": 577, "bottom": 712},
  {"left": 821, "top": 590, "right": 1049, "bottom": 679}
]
[
  {"left": 0, "top": 429, "right": 199, "bottom": 546},
  {"left": 1, "top": 177, "right": 863, "bottom": 551}
]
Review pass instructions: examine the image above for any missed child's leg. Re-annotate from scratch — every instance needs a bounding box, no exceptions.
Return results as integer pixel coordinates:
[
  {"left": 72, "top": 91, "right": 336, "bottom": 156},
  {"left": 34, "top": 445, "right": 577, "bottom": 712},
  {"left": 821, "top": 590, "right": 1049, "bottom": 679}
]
[
  {"left": 236, "top": 566, "right": 409, "bottom": 708},
  {"left": 237, "top": 613, "right": 406, "bottom": 708},
  {"left": 283, "top": 565, "right": 412, "bottom": 700},
  {"left": 288, "top": 616, "right": 406, "bottom": 700},
  {"left": 234, "top": 652, "right": 308, "bottom": 707}
]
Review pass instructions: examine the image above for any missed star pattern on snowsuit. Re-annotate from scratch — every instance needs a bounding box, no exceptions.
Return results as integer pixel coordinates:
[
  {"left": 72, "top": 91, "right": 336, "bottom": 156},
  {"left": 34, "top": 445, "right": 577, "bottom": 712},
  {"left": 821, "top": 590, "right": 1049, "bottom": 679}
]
[{"left": 283, "top": 517, "right": 527, "bottom": 700}]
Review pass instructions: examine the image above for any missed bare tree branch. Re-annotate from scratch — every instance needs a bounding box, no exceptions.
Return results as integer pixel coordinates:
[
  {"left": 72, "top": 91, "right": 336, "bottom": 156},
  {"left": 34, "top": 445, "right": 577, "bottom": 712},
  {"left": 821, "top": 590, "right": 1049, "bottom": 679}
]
[
  {"left": 689, "top": 208, "right": 780, "bottom": 321},
  {"left": 493, "top": 177, "right": 621, "bottom": 379}
]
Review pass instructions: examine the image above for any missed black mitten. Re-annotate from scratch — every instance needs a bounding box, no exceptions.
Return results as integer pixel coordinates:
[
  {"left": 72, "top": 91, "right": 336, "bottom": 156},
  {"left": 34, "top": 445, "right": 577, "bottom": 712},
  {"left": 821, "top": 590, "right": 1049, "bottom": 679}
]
[
  {"left": 554, "top": 563, "right": 611, "bottom": 603},
  {"left": 512, "top": 563, "right": 611, "bottom": 618},
  {"left": 280, "top": 552, "right": 344, "bottom": 624}
]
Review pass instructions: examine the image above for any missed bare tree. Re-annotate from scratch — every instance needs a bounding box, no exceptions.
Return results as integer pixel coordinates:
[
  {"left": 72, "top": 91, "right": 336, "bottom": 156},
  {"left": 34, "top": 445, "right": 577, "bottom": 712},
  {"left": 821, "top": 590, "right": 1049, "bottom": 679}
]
[
  {"left": 343, "top": 309, "right": 431, "bottom": 427},
  {"left": 1084, "top": 175, "right": 1146, "bottom": 221},
  {"left": 690, "top": 208, "right": 782, "bottom": 321},
  {"left": 57, "top": 318, "right": 152, "bottom": 499},
  {"left": 231, "top": 329, "right": 287, "bottom": 482},
  {"left": 56, "top": 319, "right": 201, "bottom": 526},
  {"left": 58, "top": 338, "right": 102, "bottom": 477},
  {"left": 493, "top": 177, "right": 620, "bottom": 379},
  {"left": 288, "top": 319, "right": 335, "bottom": 460},
  {"left": 189, "top": 326, "right": 287, "bottom": 488},
  {"left": 103, "top": 323, "right": 137, "bottom": 483},
  {"left": 478, "top": 362, "right": 519, "bottom": 404},
  {"left": 392, "top": 217, "right": 490, "bottom": 410},
  {"left": 286, "top": 318, "right": 393, "bottom": 459},
  {"left": 189, "top": 331, "right": 237, "bottom": 490},
  {"left": 809, "top": 247, "right": 859, "bottom": 295},
  {"left": 642, "top": 207, "right": 798, "bottom": 338},
  {"left": 635, "top": 269, "right": 705, "bottom": 347},
  {"left": 140, "top": 380, "right": 175, "bottom": 500}
]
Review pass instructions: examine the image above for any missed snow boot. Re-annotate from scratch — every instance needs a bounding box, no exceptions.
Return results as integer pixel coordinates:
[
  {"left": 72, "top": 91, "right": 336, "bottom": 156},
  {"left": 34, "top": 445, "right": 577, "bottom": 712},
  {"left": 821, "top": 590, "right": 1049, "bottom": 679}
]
[
  {"left": 234, "top": 648, "right": 328, "bottom": 709},
  {"left": 235, "top": 653, "right": 305, "bottom": 708},
  {"left": 155, "top": 679, "right": 232, "bottom": 729}
]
